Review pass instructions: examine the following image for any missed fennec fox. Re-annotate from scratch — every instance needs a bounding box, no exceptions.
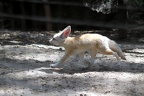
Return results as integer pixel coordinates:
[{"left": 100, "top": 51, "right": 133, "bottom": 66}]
[{"left": 49, "top": 26, "right": 126, "bottom": 68}]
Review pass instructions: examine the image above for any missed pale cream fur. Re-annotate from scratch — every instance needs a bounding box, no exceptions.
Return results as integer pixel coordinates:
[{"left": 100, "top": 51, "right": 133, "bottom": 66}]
[{"left": 49, "top": 26, "right": 126, "bottom": 68}]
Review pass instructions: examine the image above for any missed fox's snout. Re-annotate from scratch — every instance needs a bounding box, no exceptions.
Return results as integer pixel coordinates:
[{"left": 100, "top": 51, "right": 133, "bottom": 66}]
[
  {"left": 49, "top": 38, "right": 52, "bottom": 44},
  {"left": 49, "top": 37, "right": 61, "bottom": 46},
  {"left": 49, "top": 38, "right": 56, "bottom": 45}
]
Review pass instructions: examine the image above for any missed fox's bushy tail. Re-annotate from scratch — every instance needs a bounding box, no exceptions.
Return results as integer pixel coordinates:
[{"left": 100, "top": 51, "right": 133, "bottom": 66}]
[
  {"left": 117, "top": 47, "right": 126, "bottom": 60},
  {"left": 109, "top": 40, "right": 126, "bottom": 60}
]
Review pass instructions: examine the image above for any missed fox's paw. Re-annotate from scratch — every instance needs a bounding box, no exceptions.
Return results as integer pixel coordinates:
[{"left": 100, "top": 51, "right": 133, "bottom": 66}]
[{"left": 50, "top": 63, "right": 58, "bottom": 68}]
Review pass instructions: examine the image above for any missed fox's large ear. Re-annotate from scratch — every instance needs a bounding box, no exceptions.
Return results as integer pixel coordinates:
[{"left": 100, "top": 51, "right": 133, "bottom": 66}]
[{"left": 60, "top": 26, "right": 71, "bottom": 38}]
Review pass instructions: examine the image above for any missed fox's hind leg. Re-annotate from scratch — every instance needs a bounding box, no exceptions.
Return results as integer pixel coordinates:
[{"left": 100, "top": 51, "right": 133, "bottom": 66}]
[
  {"left": 105, "top": 50, "right": 120, "bottom": 62},
  {"left": 101, "top": 48, "right": 120, "bottom": 61},
  {"left": 99, "top": 40, "right": 120, "bottom": 61}
]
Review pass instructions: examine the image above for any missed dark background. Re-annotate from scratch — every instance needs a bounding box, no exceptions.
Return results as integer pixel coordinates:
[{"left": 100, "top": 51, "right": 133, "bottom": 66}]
[{"left": 0, "top": 0, "right": 144, "bottom": 40}]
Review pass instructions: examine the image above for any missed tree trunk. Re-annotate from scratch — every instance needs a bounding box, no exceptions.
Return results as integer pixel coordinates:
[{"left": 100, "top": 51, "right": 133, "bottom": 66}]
[{"left": 44, "top": 0, "right": 52, "bottom": 31}]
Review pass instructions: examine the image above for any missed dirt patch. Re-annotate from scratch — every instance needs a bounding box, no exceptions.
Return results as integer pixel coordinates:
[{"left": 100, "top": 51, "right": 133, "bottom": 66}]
[{"left": 0, "top": 31, "right": 144, "bottom": 96}]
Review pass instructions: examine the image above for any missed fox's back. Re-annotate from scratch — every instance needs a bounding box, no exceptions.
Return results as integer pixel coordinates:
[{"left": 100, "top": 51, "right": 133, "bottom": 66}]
[
  {"left": 64, "top": 34, "right": 109, "bottom": 52},
  {"left": 77, "top": 33, "right": 108, "bottom": 42},
  {"left": 70, "top": 34, "right": 109, "bottom": 46}
]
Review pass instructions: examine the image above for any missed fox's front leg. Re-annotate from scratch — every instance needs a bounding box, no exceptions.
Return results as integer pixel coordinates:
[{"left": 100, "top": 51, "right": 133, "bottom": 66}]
[
  {"left": 50, "top": 50, "right": 74, "bottom": 68},
  {"left": 79, "top": 52, "right": 84, "bottom": 63},
  {"left": 89, "top": 49, "right": 98, "bottom": 64},
  {"left": 77, "top": 52, "right": 89, "bottom": 68}
]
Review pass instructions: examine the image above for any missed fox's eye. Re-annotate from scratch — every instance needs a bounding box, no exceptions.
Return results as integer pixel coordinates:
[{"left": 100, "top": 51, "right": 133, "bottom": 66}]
[{"left": 53, "top": 38, "right": 56, "bottom": 40}]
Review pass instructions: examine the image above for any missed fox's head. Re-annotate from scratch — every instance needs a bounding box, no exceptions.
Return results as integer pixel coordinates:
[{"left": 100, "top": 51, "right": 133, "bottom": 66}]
[{"left": 49, "top": 25, "right": 71, "bottom": 46}]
